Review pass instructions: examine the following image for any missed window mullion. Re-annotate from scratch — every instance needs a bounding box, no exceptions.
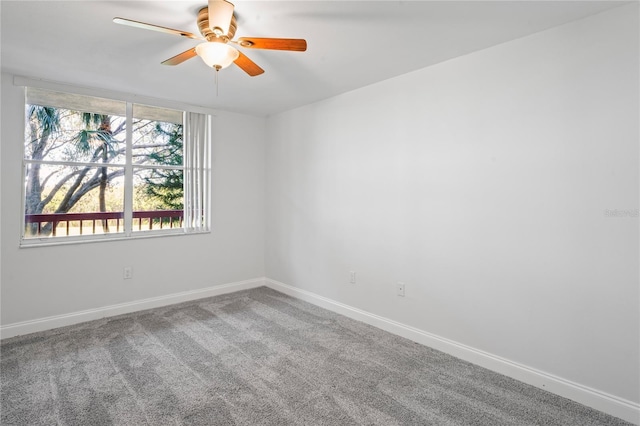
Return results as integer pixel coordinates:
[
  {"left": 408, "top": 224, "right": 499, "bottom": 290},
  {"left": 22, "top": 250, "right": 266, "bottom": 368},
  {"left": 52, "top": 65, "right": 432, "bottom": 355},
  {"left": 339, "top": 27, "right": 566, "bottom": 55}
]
[{"left": 124, "top": 102, "right": 133, "bottom": 236}]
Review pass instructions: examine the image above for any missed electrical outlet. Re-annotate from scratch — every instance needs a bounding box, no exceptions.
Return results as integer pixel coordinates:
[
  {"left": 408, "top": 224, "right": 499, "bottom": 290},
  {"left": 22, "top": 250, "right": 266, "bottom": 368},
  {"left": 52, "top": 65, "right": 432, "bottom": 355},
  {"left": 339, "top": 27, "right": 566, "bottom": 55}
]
[
  {"left": 123, "top": 267, "right": 133, "bottom": 280},
  {"left": 397, "top": 282, "right": 405, "bottom": 297},
  {"left": 350, "top": 271, "right": 356, "bottom": 284}
]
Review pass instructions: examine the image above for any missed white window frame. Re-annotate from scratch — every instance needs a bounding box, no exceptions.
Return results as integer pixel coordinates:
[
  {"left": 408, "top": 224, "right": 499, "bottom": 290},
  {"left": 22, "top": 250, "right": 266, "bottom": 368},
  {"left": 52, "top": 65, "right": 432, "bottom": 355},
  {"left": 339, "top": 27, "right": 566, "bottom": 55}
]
[{"left": 17, "top": 78, "right": 212, "bottom": 247}]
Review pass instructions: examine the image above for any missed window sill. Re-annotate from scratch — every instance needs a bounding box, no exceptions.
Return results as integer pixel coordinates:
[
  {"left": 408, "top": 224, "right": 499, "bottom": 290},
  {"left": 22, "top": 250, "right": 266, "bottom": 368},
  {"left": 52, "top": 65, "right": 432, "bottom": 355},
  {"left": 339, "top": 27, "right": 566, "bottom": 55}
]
[{"left": 19, "top": 228, "right": 210, "bottom": 248}]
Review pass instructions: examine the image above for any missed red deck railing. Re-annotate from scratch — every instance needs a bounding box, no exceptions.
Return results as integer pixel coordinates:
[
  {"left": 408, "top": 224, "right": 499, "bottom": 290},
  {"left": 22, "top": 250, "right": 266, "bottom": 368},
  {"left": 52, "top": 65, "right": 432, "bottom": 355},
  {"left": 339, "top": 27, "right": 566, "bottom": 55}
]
[{"left": 25, "top": 210, "right": 183, "bottom": 237}]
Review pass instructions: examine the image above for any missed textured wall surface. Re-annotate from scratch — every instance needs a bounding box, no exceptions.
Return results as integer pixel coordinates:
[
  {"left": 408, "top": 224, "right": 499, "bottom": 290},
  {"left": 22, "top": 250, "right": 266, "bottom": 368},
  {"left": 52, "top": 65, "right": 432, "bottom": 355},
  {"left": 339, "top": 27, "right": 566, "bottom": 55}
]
[{"left": 265, "top": 5, "right": 639, "bottom": 405}]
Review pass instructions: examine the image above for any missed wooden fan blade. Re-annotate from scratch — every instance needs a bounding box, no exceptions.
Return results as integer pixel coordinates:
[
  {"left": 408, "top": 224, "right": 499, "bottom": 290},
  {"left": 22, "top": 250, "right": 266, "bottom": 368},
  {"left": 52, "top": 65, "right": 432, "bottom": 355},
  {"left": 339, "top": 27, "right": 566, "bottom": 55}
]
[
  {"left": 234, "top": 52, "right": 264, "bottom": 77},
  {"left": 162, "top": 48, "right": 198, "bottom": 66},
  {"left": 208, "top": 0, "right": 234, "bottom": 35},
  {"left": 113, "top": 17, "right": 203, "bottom": 40},
  {"left": 236, "top": 37, "right": 307, "bottom": 52}
]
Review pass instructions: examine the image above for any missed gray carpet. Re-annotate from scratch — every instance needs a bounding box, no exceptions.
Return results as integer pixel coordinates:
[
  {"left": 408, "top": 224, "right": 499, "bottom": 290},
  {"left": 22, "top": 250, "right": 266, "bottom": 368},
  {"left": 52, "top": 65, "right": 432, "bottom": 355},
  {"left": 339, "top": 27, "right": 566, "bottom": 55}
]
[{"left": 0, "top": 286, "right": 633, "bottom": 425}]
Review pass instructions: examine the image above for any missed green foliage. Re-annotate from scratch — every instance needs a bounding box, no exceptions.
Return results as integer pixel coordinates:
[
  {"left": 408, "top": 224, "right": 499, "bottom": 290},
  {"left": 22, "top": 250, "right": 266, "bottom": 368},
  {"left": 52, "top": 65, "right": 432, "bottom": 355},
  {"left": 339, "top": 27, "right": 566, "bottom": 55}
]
[
  {"left": 143, "top": 122, "right": 184, "bottom": 210},
  {"left": 28, "top": 105, "right": 60, "bottom": 135},
  {"left": 74, "top": 113, "right": 116, "bottom": 155}
]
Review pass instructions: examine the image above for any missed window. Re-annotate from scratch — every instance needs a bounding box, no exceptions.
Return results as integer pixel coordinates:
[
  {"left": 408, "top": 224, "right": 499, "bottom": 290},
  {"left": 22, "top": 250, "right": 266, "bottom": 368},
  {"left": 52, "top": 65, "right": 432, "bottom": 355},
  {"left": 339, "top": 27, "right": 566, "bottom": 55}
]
[{"left": 22, "top": 87, "right": 211, "bottom": 245}]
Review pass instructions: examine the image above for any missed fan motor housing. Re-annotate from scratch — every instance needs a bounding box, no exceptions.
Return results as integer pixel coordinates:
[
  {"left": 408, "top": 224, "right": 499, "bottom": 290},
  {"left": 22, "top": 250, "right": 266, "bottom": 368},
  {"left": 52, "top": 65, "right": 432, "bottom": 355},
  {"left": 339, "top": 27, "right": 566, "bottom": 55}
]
[{"left": 197, "top": 6, "right": 237, "bottom": 42}]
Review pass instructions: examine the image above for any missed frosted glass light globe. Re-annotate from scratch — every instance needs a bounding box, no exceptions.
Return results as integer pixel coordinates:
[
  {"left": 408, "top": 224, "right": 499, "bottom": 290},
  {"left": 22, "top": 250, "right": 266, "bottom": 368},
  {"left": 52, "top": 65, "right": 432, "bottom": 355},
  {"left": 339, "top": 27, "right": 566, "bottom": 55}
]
[{"left": 196, "top": 42, "right": 239, "bottom": 70}]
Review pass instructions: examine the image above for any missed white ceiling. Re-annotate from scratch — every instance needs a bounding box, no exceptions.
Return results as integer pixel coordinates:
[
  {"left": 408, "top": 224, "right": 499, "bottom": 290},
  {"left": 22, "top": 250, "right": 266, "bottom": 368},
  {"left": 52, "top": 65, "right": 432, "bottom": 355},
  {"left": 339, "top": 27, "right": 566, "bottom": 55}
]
[{"left": 1, "top": 1, "right": 627, "bottom": 117}]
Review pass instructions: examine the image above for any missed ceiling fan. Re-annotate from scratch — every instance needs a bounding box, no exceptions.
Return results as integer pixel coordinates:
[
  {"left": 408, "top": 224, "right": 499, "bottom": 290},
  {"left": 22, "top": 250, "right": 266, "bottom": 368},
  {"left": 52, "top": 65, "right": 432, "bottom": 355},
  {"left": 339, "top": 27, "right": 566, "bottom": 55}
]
[{"left": 113, "top": 0, "right": 307, "bottom": 77}]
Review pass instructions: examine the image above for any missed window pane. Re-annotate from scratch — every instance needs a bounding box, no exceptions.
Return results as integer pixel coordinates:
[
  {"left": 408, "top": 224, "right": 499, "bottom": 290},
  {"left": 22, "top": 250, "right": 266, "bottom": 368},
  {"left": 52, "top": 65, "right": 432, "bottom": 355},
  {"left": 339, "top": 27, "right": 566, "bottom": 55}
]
[
  {"left": 131, "top": 104, "right": 184, "bottom": 233},
  {"left": 24, "top": 166, "right": 125, "bottom": 239},
  {"left": 24, "top": 105, "right": 127, "bottom": 164},
  {"left": 132, "top": 167, "right": 184, "bottom": 232},
  {"left": 132, "top": 104, "right": 183, "bottom": 167}
]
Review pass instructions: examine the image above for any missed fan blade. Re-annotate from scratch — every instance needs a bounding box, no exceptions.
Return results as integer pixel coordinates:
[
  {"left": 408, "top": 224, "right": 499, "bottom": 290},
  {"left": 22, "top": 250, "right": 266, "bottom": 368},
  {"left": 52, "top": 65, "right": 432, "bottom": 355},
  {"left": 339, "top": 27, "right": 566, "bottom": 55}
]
[
  {"left": 236, "top": 37, "right": 307, "bottom": 52},
  {"left": 113, "top": 17, "right": 203, "bottom": 40},
  {"left": 234, "top": 52, "right": 264, "bottom": 77},
  {"left": 162, "top": 48, "right": 198, "bottom": 66},
  {"left": 208, "top": 0, "right": 234, "bottom": 36}
]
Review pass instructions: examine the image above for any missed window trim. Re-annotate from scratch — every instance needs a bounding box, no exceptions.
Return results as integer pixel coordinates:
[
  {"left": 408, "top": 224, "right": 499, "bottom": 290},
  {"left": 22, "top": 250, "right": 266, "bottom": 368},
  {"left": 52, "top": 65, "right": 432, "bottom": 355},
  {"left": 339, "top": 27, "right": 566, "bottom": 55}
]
[{"left": 17, "top": 78, "right": 213, "bottom": 248}]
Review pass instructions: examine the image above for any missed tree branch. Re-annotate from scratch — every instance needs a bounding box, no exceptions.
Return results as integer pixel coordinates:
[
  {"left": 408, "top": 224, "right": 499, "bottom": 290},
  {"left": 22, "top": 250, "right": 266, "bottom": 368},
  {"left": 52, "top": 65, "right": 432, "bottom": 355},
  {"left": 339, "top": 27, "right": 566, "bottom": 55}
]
[
  {"left": 38, "top": 169, "right": 83, "bottom": 211},
  {"left": 60, "top": 168, "right": 126, "bottom": 212}
]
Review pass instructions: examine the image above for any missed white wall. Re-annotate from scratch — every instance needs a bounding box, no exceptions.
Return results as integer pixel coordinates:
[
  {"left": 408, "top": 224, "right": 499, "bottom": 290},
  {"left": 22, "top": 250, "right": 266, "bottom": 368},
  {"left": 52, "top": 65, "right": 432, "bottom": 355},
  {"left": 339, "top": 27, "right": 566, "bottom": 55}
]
[
  {"left": 0, "top": 72, "right": 266, "bottom": 325},
  {"left": 266, "top": 3, "right": 639, "bottom": 409}
]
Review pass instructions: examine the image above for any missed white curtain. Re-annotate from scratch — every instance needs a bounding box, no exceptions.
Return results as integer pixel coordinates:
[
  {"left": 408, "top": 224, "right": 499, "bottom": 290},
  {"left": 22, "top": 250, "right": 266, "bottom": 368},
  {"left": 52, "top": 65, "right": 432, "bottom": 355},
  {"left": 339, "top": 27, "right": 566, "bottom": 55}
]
[{"left": 183, "top": 112, "right": 212, "bottom": 232}]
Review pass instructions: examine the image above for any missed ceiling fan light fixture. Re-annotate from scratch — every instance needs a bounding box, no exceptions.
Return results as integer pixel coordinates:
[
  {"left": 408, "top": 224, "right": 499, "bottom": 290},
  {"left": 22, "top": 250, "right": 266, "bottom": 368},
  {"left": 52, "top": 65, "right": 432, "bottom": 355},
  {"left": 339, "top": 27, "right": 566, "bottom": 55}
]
[
  {"left": 195, "top": 42, "right": 239, "bottom": 70},
  {"left": 114, "top": 1, "right": 306, "bottom": 78}
]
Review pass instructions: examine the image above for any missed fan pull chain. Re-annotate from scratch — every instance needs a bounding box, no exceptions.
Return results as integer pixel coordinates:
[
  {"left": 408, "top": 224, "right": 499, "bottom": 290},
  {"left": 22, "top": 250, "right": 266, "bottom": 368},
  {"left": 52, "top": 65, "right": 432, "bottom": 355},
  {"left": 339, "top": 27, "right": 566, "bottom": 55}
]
[
  {"left": 214, "top": 64, "right": 222, "bottom": 97},
  {"left": 215, "top": 67, "right": 219, "bottom": 97}
]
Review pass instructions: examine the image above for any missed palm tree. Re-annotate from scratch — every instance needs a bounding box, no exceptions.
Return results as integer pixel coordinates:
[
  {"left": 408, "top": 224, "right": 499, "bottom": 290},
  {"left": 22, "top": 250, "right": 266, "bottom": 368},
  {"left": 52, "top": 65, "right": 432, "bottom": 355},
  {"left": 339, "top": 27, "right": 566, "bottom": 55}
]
[{"left": 78, "top": 113, "right": 116, "bottom": 232}]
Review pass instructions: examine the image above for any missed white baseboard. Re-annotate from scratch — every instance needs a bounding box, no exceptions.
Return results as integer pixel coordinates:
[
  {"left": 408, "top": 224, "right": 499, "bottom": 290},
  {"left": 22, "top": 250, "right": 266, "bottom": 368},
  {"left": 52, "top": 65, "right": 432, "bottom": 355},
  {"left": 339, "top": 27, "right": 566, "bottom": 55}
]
[
  {"left": 265, "top": 278, "right": 640, "bottom": 425},
  {"left": 0, "top": 278, "right": 265, "bottom": 340}
]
